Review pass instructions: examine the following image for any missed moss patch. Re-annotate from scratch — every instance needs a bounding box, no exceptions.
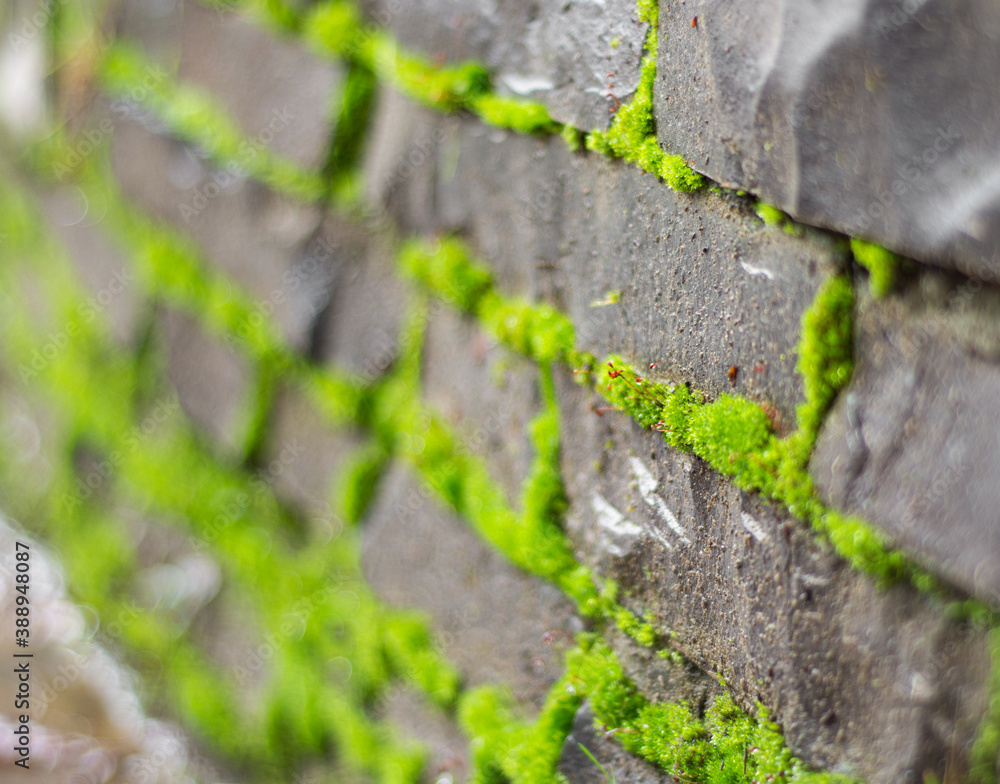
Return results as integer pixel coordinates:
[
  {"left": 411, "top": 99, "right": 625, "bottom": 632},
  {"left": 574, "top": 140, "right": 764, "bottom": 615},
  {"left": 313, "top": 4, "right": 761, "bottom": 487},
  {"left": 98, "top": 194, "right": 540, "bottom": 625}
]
[
  {"left": 850, "top": 238, "right": 901, "bottom": 299},
  {"left": 584, "top": 5, "right": 705, "bottom": 192}
]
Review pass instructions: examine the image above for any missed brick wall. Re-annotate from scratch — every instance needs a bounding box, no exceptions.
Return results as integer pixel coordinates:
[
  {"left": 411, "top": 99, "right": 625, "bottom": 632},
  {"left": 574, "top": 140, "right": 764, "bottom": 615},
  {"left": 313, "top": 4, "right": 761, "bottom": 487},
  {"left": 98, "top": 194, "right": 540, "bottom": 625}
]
[{"left": 0, "top": 0, "right": 998, "bottom": 783}]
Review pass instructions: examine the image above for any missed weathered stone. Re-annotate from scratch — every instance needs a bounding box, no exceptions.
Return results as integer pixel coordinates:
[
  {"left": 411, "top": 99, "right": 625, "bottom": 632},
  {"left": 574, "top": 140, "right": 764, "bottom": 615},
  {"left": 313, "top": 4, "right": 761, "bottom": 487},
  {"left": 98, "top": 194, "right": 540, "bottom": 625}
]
[
  {"left": 554, "top": 365, "right": 991, "bottom": 783},
  {"left": 356, "top": 0, "right": 647, "bottom": 130},
  {"left": 313, "top": 215, "right": 410, "bottom": 379},
  {"left": 363, "top": 464, "right": 580, "bottom": 710},
  {"left": 178, "top": 0, "right": 340, "bottom": 169},
  {"left": 162, "top": 307, "right": 253, "bottom": 456},
  {"left": 654, "top": 0, "right": 1000, "bottom": 279},
  {"left": 422, "top": 306, "right": 540, "bottom": 506},
  {"left": 111, "top": 117, "right": 329, "bottom": 351},
  {"left": 375, "top": 687, "right": 469, "bottom": 784},
  {"left": 36, "top": 186, "right": 144, "bottom": 348},
  {"left": 367, "top": 93, "right": 847, "bottom": 426},
  {"left": 259, "top": 380, "right": 362, "bottom": 516},
  {"left": 558, "top": 701, "right": 671, "bottom": 784},
  {"left": 811, "top": 268, "right": 1000, "bottom": 607}
]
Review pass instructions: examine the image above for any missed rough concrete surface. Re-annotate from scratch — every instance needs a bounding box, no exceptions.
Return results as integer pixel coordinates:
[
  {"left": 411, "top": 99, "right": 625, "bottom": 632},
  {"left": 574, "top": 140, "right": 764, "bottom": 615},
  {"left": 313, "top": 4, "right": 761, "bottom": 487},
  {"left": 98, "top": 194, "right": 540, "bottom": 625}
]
[
  {"left": 812, "top": 269, "right": 1000, "bottom": 607},
  {"left": 366, "top": 91, "right": 848, "bottom": 426},
  {"left": 362, "top": 464, "right": 580, "bottom": 711},
  {"left": 357, "top": 0, "right": 648, "bottom": 130},
  {"left": 654, "top": 0, "right": 1000, "bottom": 279},
  {"left": 555, "top": 365, "right": 991, "bottom": 783}
]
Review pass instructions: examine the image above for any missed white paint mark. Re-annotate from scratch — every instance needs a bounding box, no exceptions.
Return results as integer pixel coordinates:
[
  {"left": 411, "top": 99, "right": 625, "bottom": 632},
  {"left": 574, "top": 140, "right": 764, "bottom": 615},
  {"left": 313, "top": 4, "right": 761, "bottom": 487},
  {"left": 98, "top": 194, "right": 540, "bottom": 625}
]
[
  {"left": 628, "top": 458, "right": 691, "bottom": 545},
  {"left": 797, "top": 572, "right": 830, "bottom": 587},
  {"left": 740, "top": 261, "right": 775, "bottom": 280},
  {"left": 592, "top": 493, "right": 643, "bottom": 538},
  {"left": 740, "top": 511, "right": 770, "bottom": 544},
  {"left": 500, "top": 73, "right": 554, "bottom": 95}
]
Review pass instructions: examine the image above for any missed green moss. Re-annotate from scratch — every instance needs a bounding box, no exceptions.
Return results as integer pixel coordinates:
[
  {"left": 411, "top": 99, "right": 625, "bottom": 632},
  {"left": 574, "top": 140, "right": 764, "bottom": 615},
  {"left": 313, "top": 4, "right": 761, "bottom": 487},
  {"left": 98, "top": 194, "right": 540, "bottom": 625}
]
[
  {"left": 688, "top": 395, "right": 773, "bottom": 477},
  {"left": 850, "top": 238, "right": 901, "bottom": 299},
  {"left": 970, "top": 626, "right": 1000, "bottom": 784},
  {"left": 98, "top": 44, "right": 324, "bottom": 201},
  {"left": 794, "top": 275, "right": 854, "bottom": 444},
  {"left": 566, "top": 637, "right": 861, "bottom": 784},
  {"left": 336, "top": 443, "right": 390, "bottom": 524},
  {"left": 399, "top": 237, "right": 494, "bottom": 312},
  {"left": 305, "top": 0, "right": 561, "bottom": 134},
  {"left": 562, "top": 124, "right": 585, "bottom": 152},
  {"left": 755, "top": 202, "right": 787, "bottom": 227},
  {"left": 479, "top": 294, "right": 577, "bottom": 364},
  {"left": 584, "top": 19, "right": 704, "bottom": 192},
  {"left": 471, "top": 94, "right": 560, "bottom": 134},
  {"left": 326, "top": 61, "right": 378, "bottom": 200}
]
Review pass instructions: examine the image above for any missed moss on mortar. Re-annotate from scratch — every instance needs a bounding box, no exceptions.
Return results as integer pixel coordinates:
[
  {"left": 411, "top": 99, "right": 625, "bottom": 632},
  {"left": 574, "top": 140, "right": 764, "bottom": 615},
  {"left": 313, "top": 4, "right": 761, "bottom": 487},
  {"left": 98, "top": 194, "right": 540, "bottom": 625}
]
[
  {"left": 98, "top": 43, "right": 324, "bottom": 201},
  {"left": 850, "top": 238, "right": 902, "bottom": 299},
  {"left": 461, "top": 636, "right": 862, "bottom": 784},
  {"left": 584, "top": 1, "right": 705, "bottom": 192}
]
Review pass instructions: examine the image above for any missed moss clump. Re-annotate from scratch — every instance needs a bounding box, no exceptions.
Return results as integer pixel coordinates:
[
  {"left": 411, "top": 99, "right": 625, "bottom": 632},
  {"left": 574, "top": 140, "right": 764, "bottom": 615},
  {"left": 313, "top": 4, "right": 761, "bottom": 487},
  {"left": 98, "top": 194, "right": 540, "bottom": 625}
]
[
  {"left": 562, "top": 124, "right": 585, "bottom": 152},
  {"left": 336, "top": 443, "right": 390, "bottom": 525},
  {"left": 755, "top": 202, "right": 787, "bottom": 227},
  {"left": 471, "top": 94, "right": 560, "bottom": 134},
  {"left": 794, "top": 275, "right": 854, "bottom": 443},
  {"left": 399, "top": 237, "right": 494, "bottom": 312},
  {"left": 564, "top": 637, "right": 860, "bottom": 784},
  {"left": 460, "top": 675, "right": 583, "bottom": 784},
  {"left": 585, "top": 15, "right": 705, "bottom": 192},
  {"left": 850, "top": 238, "right": 901, "bottom": 299},
  {"left": 479, "top": 294, "right": 577, "bottom": 364},
  {"left": 689, "top": 395, "right": 774, "bottom": 477}
]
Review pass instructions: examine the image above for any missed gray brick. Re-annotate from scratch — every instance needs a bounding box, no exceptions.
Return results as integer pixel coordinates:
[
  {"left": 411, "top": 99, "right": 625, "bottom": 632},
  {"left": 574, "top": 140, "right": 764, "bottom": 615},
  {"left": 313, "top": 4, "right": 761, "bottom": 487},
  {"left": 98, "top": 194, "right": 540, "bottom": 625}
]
[
  {"left": 178, "top": 0, "right": 340, "bottom": 170},
  {"left": 111, "top": 117, "right": 329, "bottom": 352},
  {"left": 811, "top": 268, "right": 1000, "bottom": 606},
  {"left": 554, "top": 364, "right": 991, "bottom": 783},
  {"left": 653, "top": 0, "right": 1000, "bottom": 278},
  {"left": 362, "top": 464, "right": 580, "bottom": 711},
  {"left": 356, "top": 0, "right": 647, "bottom": 130},
  {"left": 422, "top": 305, "right": 540, "bottom": 507},
  {"left": 162, "top": 306, "right": 254, "bottom": 456}
]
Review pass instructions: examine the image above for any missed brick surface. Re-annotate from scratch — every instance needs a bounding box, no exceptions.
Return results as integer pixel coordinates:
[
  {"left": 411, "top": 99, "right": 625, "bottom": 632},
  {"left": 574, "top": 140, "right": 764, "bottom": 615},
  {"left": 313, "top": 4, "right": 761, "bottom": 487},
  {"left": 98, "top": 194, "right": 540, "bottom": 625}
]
[
  {"left": 811, "top": 269, "right": 1000, "bottom": 607},
  {"left": 356, "top": 0, "right": 647, "bottom": 130},
  {"left": 554, "top": 365, "right": 991, "bottom": 783},
  {"left": 178, "top": 0, "right": 341, "bottom": 170},
  {"left": 653, "top": 0, "right": 1000, "bottom": 278},
  {"left": 366, "top": 92, "right": 846, "bottom": 426},
  {"left": 111, "top": 117, "right": 329, "bottom": 352},
  {"left": 362, "top": 464, "right": 580, "bottom": 711},
  {"left": 161, "top": 306, "right": 254, "bottom": 456},
  {"left": 421, "top": 305, "right": 540, "bottom": 506}
]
